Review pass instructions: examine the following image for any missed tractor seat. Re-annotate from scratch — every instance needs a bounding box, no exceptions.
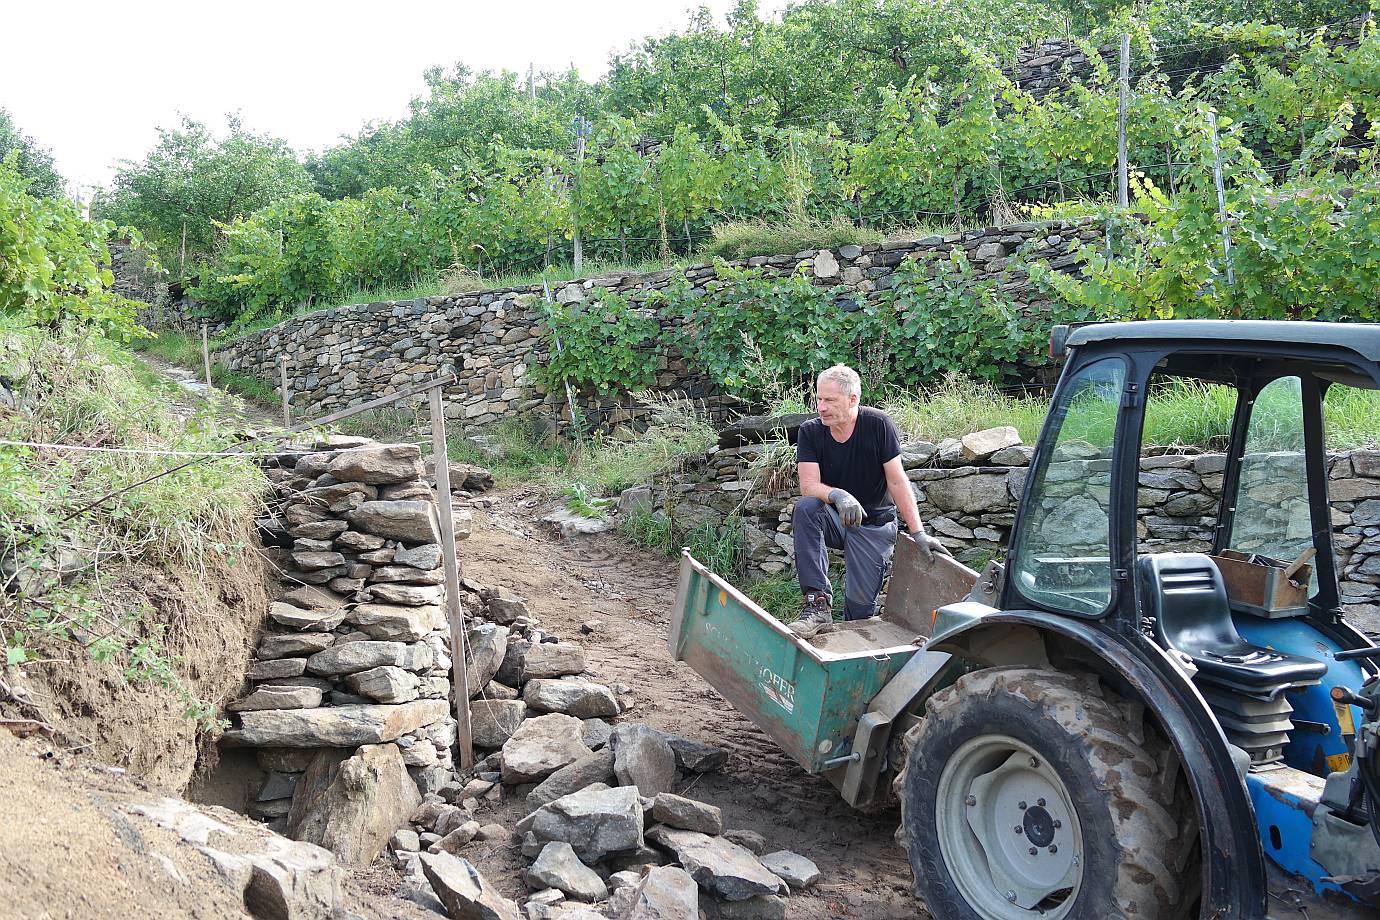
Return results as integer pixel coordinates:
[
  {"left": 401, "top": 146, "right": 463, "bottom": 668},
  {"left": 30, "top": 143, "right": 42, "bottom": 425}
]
[{"left": 1138, "top": 553, "right": 1326, "bottom": 695}]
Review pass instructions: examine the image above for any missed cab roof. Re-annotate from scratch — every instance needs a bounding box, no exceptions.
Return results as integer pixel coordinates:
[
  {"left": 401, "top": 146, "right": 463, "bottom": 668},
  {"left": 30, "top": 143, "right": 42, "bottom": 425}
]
[{"left": 1065, "top": 320, "right": 1380, "bottom": 363}]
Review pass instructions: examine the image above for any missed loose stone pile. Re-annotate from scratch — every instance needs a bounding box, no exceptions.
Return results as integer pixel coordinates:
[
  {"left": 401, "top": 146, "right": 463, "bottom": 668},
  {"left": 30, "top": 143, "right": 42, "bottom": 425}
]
[
  {"left": 222, "top": 437, "right": 485, "bottom": 860},
  {"left": 379, "top": 589, "right": 817, "bottom": 919}
]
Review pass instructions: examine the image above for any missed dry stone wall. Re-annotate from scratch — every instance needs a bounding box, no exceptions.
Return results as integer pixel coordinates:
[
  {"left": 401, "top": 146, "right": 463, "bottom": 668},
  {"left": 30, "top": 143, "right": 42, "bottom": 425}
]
[
  {"left": 222, "top": 437, "right": 479, "bottom": 841},
  {"left": 646, "top": 432, "right": 1380, "bottom": 629},
  {"left": 212, "top": 219, "right": 1096, "bottom": 431}
]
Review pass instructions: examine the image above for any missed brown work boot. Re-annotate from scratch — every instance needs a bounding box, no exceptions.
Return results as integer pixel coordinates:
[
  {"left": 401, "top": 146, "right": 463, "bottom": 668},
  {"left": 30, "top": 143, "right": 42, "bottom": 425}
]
[{"left": 790, "top": 592, "right": 835, "bottom": 639}]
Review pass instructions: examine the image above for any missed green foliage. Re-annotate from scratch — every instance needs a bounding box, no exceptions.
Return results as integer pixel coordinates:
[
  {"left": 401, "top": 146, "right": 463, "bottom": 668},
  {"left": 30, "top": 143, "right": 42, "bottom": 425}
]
[
  {"left": 0, "top": 157, "right": 149, "bottom": 339},
  {"left": 537, "top": 288, "right": 661, "bottom": 396},
  {"left": 0, "top": 326, "right": 267, "bottom": 728},
  {"left": 191, "top": 192, "right": 341, "bottom": 316},
  {"left": 881, "top": 251, "right": 1080, "bottom": 384},
  {"left": 100, "top": 116, "right": 313, "bottom": 270},
  {"left": 101, "top": 7, "right": 1380, "bottom": 327},
  {"left": 561, "top": 391, "right": 716, "bottom": 496},
  {"left": 667, "top": 262, "right": 862, "bottom": 393},
  {"left": 700, "top": 217, "right": 880, "bottom": 261},
  {"left": 0, "top": 109, "right": 63, "bottom": 198},
  {"left": 621, "top": 506, "right": 744, "bottom": 577}
]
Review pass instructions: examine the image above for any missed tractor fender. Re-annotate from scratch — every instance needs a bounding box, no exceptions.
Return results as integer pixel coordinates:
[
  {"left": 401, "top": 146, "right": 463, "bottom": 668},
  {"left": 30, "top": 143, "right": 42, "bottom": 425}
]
[{"left": 925, "top": 604, "right": 1269, "bottom": 920}]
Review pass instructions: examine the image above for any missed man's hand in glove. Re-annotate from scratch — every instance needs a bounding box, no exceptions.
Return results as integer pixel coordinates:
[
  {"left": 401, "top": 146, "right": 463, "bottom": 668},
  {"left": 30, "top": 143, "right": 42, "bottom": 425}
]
[
  {"left": 828, "top": 488, "right": 864, "bottom": 527},
  {"left": 907, "top": 530, "right": 951, "bottom": 562}
]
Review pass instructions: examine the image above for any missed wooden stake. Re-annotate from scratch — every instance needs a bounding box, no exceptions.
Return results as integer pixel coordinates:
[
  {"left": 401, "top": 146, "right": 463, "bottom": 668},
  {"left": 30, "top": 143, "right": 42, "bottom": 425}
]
[
  {"left": 1117, "top": 34, "right": 1131, "bottom": 208},
  {"left": 1207, "top": 111, "right": 1236, "bottom": 287},
  {"left": 573, "top": 118, "right": 586, "bottom": 274},
  {"left": 279, "top": 354, "right": 291, "bottom": 427},
  {"left": 201, "top": 323, "right": 212, "bottom": 388},
  {"left": 429, "top": 385, "right": 473, "bottom": 771}
]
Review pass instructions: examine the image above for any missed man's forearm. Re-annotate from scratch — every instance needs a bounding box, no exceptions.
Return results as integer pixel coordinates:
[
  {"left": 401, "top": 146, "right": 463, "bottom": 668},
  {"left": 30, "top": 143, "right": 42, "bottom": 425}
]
[
  {"left": 888, "top": 479, "right": 924, "bottom": 534},
  {"left": 801, "top": 480, "right": 836, "bottom": 503}
]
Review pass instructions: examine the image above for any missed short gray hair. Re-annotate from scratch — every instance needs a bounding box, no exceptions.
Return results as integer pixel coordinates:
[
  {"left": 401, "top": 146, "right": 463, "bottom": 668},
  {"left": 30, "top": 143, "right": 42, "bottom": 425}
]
[{"left": 817, "top": 364, "right": 861, "bottom": 399}]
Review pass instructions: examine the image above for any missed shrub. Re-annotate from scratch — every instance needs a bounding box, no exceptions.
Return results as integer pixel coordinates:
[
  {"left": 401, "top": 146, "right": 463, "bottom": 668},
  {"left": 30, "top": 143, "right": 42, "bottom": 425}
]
[{"left": 699, "top": 216, "right": 880, "bottom": 262}]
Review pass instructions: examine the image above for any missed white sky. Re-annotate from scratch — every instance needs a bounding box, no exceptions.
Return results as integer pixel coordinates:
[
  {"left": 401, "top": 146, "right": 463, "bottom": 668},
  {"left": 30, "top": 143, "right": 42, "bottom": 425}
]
[{"left": 2, "top": 0, "right": 781, "bottom": 197}]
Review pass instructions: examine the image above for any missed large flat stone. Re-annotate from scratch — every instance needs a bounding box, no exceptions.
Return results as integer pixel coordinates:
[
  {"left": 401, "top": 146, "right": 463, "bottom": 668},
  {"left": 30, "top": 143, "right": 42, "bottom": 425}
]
[
  {"left": 524, "top": 680, "right": 619, "bottom": 719},
  {"left": 228, "top": 686, "right": 324, "bottom": 712},
  {"left": 501, "top": 713, "right": 592, "bottom": 783},
  {"left": 259, "top": 633, "right": 336, "bottom": 659},
  {"left": 366, "top": 582, "right": 444, "bottom": 607},
  {"left": 348, "top": 500, "right": 441, "bottom": 544},
  {"left": 326, "top": 444, "right": 425, "bottom": 485},
  {"left": 347, "top": 603, "right": 442, "bottom": 641},
  {"left": 233, "top": 700, "right": 448, "bottom": 748},
  {"left": 268, "top": 602, "right": 347, "bottom": 632},
  {"left": 645, "top": 827, "right": 786, "bottom": 901},
  {"left": 306, "top": 640, "right": 408, "bottom": 676},
  {"left": 523, "top": 643, "right": 586, "bottom": 679}
]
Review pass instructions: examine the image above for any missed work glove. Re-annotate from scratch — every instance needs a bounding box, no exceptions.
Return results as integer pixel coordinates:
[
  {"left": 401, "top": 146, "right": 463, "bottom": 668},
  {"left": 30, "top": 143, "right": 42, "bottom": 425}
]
[
  {"left": 908, "top": 530, "right": 951, "bottom": 563},
  {"left": 828, "top": 488, "right": 864, "bottom": 528}
]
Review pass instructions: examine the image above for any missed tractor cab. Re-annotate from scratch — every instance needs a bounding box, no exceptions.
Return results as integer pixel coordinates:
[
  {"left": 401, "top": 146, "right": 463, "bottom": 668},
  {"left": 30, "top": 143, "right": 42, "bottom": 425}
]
[{"left": 988, "top": 319, "right": 1380, "bottom": 910}]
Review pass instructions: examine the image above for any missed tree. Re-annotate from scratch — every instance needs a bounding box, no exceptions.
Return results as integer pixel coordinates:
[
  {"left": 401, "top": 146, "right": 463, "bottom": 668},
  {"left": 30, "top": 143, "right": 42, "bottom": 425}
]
[
  {"left": 0, "top": 110, "right": 63, "bottom": 198},
  {"left": 100, "top": 116, "right": 313, "bottom": 272}
]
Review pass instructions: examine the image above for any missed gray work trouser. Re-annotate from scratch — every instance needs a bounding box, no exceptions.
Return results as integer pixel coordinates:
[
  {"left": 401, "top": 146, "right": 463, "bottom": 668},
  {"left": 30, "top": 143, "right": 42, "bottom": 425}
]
[{"left": 792, "top": 496, "right": 898, "bottom": 620}]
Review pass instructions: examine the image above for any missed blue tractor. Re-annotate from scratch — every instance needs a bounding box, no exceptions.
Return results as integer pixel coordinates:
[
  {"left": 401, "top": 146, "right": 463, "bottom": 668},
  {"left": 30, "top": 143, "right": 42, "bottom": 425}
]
[{"left": 669, "top": 320, "right": 1380, "bottom": 918}]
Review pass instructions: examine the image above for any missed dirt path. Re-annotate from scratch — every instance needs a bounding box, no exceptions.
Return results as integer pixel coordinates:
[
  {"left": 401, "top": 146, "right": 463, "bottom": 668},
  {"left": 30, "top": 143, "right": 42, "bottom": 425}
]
[{"left": 460, "top": 487, "right": 927, "bottom": 919}]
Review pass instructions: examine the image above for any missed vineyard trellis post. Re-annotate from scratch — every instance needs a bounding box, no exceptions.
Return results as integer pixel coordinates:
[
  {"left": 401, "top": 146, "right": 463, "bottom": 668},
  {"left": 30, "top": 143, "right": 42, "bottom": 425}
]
[
  {"left": 1117, "top": 34, "right": 1131, "bottom": 208},
  {"left": 572, "top": 116, "right": 589, "bottom": 274},
  {"left": 278, "top": 354, "right": 291, "bottom": 427},
  {"left": 1207, "top": 111, "right": 1236, "bottom": 287},
  {"left": 201, "top": 323, "right": 212, "bottom": 388},
  {"left": 428, "top": 384, "right": 474, "bottom": 772}
]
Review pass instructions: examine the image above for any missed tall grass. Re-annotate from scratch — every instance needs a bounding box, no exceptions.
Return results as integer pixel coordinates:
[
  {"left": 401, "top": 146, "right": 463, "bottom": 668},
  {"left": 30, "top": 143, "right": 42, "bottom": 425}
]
[
  {"left": 879, "top": 375, "right": 1380, "bottom": 450},
  {"left": 621, "top": 507, "right": 744, "bottom": 577},
  {"left": 700, "top": 216, "right": 882, "bottom": 261}
]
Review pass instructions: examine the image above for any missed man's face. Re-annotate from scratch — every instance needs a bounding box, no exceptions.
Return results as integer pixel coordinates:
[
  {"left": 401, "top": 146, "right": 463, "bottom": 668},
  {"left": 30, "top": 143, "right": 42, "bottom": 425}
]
[{"left": 816, "top": 378, "right": 857, "bottom": 425}]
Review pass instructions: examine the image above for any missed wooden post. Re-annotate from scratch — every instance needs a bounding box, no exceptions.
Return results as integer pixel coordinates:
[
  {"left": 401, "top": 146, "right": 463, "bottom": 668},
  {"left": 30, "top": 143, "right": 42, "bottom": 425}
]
[
  {"left": 572, "top": 117, "right": 586, "bottom": 274},
  {"left": 201, "top": 323, "right": 212, "bottom": 388},
  {"left": 279, "top": 354, "right": 291, "bottom": 427},
  {"left": 429, "top": 385, "right": 473, "bottom": 771},
  {"left": 1207, "top": 111, "right": 1236, "bottom": 287},
  {"left": 1117, "top": 34, "right": 1131, "bottom": 208}
]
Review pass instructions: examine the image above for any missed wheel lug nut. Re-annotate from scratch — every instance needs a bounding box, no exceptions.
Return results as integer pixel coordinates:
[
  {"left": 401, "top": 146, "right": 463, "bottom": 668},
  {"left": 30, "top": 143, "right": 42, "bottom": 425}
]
[
  {"left": 1030, "top": 757, "right": 1039, "bottom": 768},
  {"left": 965, "top": 795, "right": 976, "bottom": 806},
  {"left": 1050, "top": 844, "right": 1058, "bottom": 854},
  {"left": 1029, "top": 847, "right": 1038, "bottom": 856},
  {"left": 1018, "top": 801, "right": 1028, "bottom": 810},
  {"left": 1014, "top": 826, "right": 1023, "bottom": 834},
  {"left": 1053, "top": 819, "right": 1061, "bottom": 829},
  {"left": 1006, "top": 891, "right": 1017, "bottom": 903},
  {"left": 1037, "top": 798, "right": 1046, "bottom": 807}
]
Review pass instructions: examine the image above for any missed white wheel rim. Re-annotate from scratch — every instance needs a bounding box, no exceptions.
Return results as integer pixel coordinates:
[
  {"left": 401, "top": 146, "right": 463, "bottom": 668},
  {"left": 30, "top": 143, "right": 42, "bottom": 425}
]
[{"left": 934, "top": 734, "right": 1084, "bottom": 920}]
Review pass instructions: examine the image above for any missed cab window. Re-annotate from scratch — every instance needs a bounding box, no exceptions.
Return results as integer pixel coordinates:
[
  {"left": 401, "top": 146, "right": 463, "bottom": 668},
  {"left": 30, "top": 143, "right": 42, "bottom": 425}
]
[{"left": 1011, "top": 358, "right": 1126, "bottom": 615}]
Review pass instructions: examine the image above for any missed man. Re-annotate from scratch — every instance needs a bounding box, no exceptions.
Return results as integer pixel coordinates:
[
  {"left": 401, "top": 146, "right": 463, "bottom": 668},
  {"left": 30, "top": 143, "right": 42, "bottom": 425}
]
[{"left": 791, "top": 364, "right": 947, "bottom": 638}]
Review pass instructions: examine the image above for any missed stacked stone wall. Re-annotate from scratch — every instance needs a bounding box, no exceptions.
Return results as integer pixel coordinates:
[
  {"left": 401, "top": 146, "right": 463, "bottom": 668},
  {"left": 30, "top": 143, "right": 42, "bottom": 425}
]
[
  {"left": 212, "top": 218, "right": 1096, "bottom": 432},
  {"left": 646, "top": 434, "right": 1380, "bottom": 627},
  {"left": 223, "top": 438, "right": 475, "bottom": 831}
]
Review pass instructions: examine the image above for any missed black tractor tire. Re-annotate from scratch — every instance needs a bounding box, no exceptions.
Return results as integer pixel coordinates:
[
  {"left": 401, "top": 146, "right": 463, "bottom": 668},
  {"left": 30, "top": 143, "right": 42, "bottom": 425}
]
[{"left": 896, "top": 666, "right": 1199, "bottom": 920}]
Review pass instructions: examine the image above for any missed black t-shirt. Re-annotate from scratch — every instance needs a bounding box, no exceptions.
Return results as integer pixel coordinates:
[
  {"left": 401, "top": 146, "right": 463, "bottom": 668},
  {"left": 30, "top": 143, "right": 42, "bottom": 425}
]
[{"left": 796, "top": 407, "right": 902, "bottom": 525}]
